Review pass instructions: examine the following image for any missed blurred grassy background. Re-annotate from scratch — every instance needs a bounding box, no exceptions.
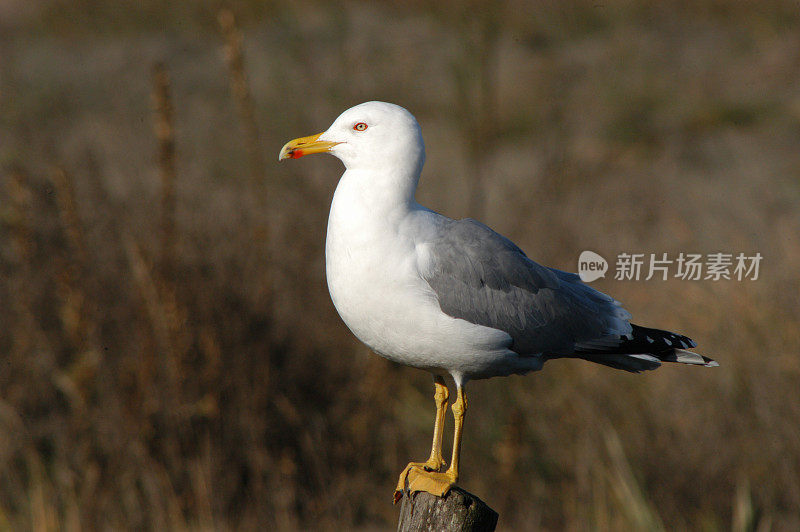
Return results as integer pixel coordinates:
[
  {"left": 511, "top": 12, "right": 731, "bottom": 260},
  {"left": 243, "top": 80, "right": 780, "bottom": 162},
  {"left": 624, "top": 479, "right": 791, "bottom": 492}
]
[{"left": 1, "top": 0, "right": 799, "bottom": 530}]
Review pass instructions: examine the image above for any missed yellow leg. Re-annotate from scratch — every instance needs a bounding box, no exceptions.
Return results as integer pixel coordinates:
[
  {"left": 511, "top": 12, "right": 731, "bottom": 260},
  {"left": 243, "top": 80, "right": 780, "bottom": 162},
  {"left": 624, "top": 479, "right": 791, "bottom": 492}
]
[
  {"left": 394, "top": 376, "right": 449, "bottom": 502},
  {"left": 426, "top": 376, "right": 449, "bottom": 469},
  {"left": 448, "top": 385, "right": 466, "bottom": 479},
  {"left": 395, "top": 384, "right": 467, "bottom": 502}
]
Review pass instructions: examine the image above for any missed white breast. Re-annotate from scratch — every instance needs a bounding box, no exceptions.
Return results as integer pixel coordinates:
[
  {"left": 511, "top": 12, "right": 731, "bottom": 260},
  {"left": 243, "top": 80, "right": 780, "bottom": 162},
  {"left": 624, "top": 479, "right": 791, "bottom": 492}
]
[{"left": 324, "top": 173, "right": 515, "bottom": 379}]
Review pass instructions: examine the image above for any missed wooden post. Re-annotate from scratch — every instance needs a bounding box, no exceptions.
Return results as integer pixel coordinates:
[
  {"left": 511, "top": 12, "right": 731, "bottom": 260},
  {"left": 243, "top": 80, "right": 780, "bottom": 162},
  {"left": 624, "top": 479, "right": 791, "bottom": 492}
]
[{"left": 397, "top": 487, "right": 498, "bottom": 532}]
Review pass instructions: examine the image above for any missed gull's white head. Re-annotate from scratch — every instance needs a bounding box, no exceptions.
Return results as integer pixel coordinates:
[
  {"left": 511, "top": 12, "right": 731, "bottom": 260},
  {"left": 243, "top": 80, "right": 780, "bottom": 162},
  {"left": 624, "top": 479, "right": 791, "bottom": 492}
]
[{"left": 279, "top": 101, "right": 425, "bottom": 177}]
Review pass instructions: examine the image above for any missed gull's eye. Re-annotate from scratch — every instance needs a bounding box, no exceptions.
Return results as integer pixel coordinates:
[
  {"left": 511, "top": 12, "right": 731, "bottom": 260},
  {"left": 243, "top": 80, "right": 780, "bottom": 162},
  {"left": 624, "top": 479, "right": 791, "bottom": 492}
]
[{"left": 353, "top": 122, "right": 368, "bottom": 131}]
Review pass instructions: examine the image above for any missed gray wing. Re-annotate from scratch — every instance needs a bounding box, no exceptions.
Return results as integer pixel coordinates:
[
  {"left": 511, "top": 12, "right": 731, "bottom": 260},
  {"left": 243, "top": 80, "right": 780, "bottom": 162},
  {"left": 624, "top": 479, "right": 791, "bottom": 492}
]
[{"left": 421, "top": 218, "right": 632, "bottom": 355}]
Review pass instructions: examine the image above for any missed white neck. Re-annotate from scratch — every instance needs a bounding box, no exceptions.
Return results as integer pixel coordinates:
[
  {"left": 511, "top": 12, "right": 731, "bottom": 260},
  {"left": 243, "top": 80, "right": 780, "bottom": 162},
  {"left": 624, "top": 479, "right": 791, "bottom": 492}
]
[{"left": 336, "top": 168, "right": 418, "bottom": 217}]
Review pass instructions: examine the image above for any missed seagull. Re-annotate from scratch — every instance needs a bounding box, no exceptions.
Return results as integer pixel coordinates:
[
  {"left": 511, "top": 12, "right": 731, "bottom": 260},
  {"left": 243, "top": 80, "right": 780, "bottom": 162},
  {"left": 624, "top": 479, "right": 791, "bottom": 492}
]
[{"left": 278, "top": 101, "right": 717, "bottom": 503}]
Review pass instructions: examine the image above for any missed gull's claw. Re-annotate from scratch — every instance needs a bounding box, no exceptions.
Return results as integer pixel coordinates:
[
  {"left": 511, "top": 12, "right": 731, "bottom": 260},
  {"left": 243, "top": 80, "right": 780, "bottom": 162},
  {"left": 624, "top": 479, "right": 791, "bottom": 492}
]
[{"left": 393, "top": 458, "right": 447, "bottom": 504}]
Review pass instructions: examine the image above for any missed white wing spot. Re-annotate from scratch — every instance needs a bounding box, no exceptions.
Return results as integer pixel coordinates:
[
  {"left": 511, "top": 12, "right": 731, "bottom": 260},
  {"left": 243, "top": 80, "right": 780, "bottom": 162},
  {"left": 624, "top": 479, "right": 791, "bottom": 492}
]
[
  {"left": 664, "top": 338, "right": 672, "bottom": 346},
  {"left": 630, "top": 354, "right": 660, "bottom": 362},
  {"left": 646, "top": 336, "right": 654, "bottom": 343}
]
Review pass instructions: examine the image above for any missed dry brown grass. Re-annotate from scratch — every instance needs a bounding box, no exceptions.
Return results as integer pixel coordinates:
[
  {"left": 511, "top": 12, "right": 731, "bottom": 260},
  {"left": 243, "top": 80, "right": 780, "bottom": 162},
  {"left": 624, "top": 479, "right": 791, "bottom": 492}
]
[{"left": 1, "top": 1, "right": 799, "bottom": 530}]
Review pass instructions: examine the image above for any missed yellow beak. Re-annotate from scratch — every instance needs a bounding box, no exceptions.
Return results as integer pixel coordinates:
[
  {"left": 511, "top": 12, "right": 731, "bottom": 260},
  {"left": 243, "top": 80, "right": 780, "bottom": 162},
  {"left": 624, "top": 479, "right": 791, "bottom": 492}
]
[{"left": 278, "top": 132, "right": 339, "bottom": 161}]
